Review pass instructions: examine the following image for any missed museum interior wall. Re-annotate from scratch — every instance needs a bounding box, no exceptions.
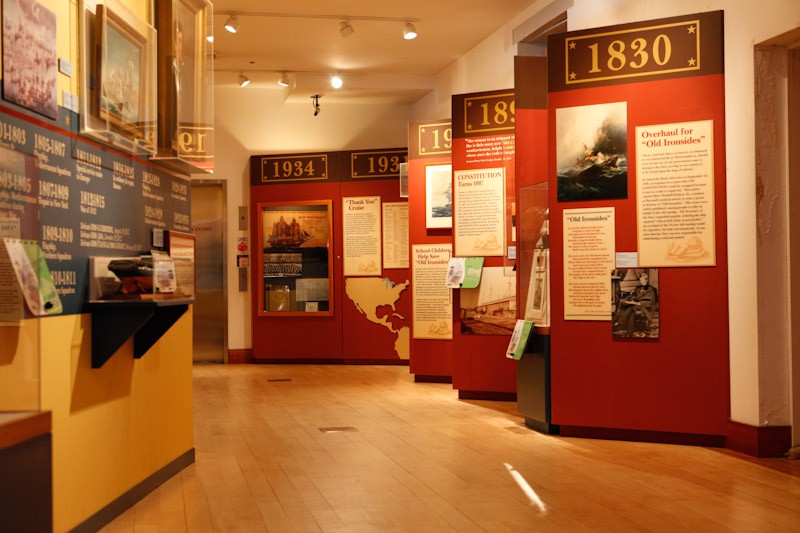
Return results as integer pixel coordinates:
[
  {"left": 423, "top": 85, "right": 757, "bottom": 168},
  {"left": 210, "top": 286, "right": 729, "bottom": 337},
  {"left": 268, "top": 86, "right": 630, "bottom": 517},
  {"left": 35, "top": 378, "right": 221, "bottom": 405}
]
[{"left": 0, "top": 0, "right": 198, "bottom": 530}]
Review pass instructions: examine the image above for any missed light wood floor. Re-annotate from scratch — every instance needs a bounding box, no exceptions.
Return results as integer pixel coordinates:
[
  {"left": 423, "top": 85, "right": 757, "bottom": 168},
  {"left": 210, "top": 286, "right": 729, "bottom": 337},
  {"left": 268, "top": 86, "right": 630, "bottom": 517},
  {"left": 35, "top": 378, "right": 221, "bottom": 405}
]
[{"left": 103, "top": 364, "right": 800, "bottom": 532}]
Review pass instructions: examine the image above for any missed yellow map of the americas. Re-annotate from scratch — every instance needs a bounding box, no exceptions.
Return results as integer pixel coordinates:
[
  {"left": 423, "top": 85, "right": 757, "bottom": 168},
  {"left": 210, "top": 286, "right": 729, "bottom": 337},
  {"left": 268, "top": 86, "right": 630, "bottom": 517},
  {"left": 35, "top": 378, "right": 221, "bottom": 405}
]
[{"left": 345, "top": 277, "right": 410, "bottom": 359}]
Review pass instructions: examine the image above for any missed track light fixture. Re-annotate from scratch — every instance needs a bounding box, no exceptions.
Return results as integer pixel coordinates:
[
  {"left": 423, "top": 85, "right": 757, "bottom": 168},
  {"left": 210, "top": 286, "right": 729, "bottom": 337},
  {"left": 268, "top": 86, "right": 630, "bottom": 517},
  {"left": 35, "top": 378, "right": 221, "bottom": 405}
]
[
  {"left": 339, "top": 19, "right": 354, "bottom": 37},
  {"left": 216, "top": 12, "right": 421, "bottom": 41},
  {"left": 224, "top": 15, "right": 240, "bottom": 33},
  {"left": 311, "top": 94, "right": 321, "bottom": 116},
  {"left": 330, "top": 75, "right": 343, "bottom": 89},
  {"left": 238, "top": 73, "right": 250, "bottom": 87},
  {"left": 403, "top": 21, "right": 417, "bottom": 40},
  {"left": 278, "top": 72, "right": 291, "bottom": 87}
]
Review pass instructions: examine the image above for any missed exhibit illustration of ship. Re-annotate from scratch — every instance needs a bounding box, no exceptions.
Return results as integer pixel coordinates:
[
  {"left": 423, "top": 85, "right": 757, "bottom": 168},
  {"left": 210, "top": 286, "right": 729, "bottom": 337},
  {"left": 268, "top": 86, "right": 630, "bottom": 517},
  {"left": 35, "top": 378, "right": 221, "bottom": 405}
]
[{"left": 268, "top": 216, "right": 314, "bottom": 248}]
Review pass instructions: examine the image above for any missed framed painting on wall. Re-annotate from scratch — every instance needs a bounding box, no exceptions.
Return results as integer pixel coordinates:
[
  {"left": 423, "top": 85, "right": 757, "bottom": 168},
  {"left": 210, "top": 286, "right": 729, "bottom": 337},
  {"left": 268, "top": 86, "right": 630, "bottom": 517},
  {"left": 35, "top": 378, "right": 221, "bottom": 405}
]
[
  {"left": 94, "top": 4, "right": 150, "bottom": 138},
  {"left": 256, "top": 200, "right": 333, "bottom": 316},
  {"left": 2, "top": 0, "right": 58, "bottom": 119}
]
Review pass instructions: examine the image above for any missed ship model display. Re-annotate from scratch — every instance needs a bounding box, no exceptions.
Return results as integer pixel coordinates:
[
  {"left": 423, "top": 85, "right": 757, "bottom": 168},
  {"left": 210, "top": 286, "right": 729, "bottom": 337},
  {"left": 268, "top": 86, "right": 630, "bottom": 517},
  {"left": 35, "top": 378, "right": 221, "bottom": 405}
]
[
  {"left": 107, "top": 257, "right": 154, "bottom": 294},
  {"left": 267, "top": 216, "right": 313, "bottom": 248}
]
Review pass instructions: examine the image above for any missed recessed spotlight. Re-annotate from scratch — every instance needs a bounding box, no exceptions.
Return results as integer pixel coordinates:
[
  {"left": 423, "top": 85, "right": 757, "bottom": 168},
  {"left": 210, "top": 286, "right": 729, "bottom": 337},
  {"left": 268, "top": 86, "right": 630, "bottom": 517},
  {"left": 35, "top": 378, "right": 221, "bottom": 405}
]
[
  {"left": 206, "top": 34, "right": 214, "bottom": 43},
  {"left": 278, "top": 72, "right": 291, "bottom": 87},
  {"left": 238, "top": 73, "right": 250, "bottom": 87},
  {"left": 403, "top": 21, "right": 417, "bottom": 40},
  {"left": 224, "top": 15, "right": 240, "bottom": 34},
  {"left": 330, "top": 75, "right": 343, "bottom": 89}
]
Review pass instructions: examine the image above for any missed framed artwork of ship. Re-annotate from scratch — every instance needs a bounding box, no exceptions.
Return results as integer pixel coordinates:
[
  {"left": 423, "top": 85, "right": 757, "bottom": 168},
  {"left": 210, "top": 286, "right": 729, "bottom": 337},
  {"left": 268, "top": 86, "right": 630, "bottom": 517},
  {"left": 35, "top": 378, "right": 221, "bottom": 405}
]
[{"left": 256, "top": 200, "right": 333, "bottom": 316}]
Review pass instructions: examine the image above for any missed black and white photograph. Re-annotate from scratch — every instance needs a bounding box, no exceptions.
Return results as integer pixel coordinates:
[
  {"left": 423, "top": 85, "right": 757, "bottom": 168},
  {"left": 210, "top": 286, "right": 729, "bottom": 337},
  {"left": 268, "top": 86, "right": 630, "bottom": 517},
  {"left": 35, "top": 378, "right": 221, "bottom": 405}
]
[
  {"left": 556, "top": 101, "right": 628, "bottom": 202},
  {"left": 612, "top": 268, "right": 659, "bottom": 339},
  {"left": 2, "top": 0, "right": 58, "bottom": 119}
]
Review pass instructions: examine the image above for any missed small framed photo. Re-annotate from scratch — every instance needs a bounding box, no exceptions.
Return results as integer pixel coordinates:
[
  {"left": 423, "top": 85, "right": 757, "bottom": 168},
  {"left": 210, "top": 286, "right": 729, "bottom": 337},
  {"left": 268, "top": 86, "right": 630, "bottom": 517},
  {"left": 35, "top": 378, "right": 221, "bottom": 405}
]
[
  {"left": 425, "top": 163, "right": 452, "bottom": 229},
  {"left": 2, "top": 0, "right": 58, "bottom": 119}
]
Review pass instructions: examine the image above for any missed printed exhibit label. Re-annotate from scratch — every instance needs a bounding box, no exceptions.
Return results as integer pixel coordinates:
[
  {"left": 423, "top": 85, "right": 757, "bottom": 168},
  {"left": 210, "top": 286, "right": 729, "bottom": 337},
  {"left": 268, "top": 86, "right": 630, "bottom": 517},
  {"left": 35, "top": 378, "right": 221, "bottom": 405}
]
[
  {"left": 636, "top": 119, "right": 715, "bottom": 266},
  {"left": 563, "top": 207, "right": 615, "bottom": 320}
]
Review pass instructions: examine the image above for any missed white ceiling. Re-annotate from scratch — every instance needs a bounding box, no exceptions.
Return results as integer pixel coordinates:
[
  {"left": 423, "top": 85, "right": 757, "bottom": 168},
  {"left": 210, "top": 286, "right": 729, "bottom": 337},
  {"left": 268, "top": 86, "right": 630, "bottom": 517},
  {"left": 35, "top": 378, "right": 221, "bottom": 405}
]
[{"left": 211, "top": 0, "right": 537, "bottom": 105}]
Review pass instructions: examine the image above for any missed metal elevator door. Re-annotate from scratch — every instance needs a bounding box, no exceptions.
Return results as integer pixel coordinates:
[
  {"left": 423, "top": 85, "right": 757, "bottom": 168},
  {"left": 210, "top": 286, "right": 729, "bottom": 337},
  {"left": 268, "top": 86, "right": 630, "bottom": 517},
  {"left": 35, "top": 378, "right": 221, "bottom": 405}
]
[{"left": 191, "top": 182, "right": 226, "bottom": 362}]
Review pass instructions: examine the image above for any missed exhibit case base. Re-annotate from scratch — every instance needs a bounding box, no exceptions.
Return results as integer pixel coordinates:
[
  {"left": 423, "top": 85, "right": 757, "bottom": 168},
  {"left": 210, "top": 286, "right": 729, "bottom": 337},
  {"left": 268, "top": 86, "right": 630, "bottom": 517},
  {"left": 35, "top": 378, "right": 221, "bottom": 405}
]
[{"left": 516, "top": 330, "right": 558, "bottom": 435}]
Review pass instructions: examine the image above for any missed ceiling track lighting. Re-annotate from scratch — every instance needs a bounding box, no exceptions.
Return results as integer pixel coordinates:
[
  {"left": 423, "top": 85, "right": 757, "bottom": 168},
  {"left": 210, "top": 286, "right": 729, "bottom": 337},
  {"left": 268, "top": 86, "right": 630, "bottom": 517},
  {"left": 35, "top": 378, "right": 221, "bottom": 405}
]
[
  {"left": 216, "top": 12, "right": 420, "bottom": 40},
  {"left": 238, "top": 73, "right": 250, "bottom": 87},
  {"left": 224, "top": 14, "right": 240, "bottom": 33},
  {"left": 339, "top": 19, "right": 354, "bottom": 37},
  {"left": 403, "top": 21, "right": 417, "bottom": 40},
  {"left": 311, "top": 94, "right": 321, "bottom": 116},
  {"left": 277, "top": 72, "right": 291, "bottom": 87},
  {"left": 330, "top": 75, "right": 343, "bottom": 89}
]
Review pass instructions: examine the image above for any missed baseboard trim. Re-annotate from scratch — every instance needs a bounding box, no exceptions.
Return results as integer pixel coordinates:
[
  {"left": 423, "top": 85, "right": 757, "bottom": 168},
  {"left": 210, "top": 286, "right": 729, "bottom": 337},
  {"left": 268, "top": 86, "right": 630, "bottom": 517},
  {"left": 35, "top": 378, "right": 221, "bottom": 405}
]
[
  {"left": 414, "top": 374, "right": 453, "bottom": 384},
  {"left": 70, "top": 448, "right": 195, "bottom": 533},
  {"left": 458, "top": 390, "right": 517, "bottom": 402},
  {"left": 227, "top": 349, "right": 253, "bottom": 364},
  {"left": 559, "top": 425, "right": 725, "bottom": 448},
  {"left": 726, "top": 420, "right": 791, "bottom": 457}
]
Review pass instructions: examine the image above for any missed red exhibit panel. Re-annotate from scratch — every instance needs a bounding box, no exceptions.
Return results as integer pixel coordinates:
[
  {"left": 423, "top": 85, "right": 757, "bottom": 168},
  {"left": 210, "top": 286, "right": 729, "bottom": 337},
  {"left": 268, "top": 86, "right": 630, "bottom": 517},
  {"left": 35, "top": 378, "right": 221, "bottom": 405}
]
[
  {"left": 340, "top": 177, "right": 411, "bottom": 363},
  {"left": 249, "top": 148, "right": 410, "bottom": 363},
  {"left": 250, "top": 179, "right": 344, "bottom": 360},
  {"left": 450, "top": 91, "right": 518, "bottom": 396},
  {"left": 407, "top": 119, "right": 454, "bottom": 379},
  {"left": 546, "top": 12, "right": 729, "bottom": 438}
]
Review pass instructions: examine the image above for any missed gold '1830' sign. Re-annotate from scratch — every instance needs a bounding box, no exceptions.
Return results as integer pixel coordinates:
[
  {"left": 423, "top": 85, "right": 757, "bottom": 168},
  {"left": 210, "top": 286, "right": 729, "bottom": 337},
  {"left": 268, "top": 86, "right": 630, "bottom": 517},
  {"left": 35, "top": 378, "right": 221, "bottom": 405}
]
[{"left": 564, "top": 19, "right": 701, "bottom": 85}]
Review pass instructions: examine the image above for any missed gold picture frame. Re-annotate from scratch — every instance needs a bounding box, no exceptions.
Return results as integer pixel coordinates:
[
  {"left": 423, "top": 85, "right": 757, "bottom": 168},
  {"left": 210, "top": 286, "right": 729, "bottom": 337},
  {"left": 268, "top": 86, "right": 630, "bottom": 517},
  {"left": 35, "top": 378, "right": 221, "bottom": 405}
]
[{"left": 94, "top": 4, "right": 149, "bottom": 139}]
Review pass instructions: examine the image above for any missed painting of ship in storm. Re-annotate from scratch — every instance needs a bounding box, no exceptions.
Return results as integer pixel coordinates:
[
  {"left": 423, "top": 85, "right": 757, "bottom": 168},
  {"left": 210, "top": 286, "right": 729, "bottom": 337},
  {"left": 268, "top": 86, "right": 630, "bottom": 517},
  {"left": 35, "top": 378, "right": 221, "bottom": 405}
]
[{"left": 556, "top": 102, "right": 628, "bottom": 202}]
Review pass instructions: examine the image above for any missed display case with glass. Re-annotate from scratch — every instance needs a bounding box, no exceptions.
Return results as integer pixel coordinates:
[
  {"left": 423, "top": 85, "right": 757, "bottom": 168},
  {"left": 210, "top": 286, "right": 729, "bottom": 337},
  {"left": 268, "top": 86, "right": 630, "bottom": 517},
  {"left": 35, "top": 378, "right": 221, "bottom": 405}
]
[
  {"left": 79, "top": 0, "right": 158, "bottom": 156},
  {"left": 151, "top": 0, "right": 214, "bottom": 173},
  {"left": 257, "top": 201, "right": 334, "bottom": 316},
  {"left": 518, "top": 182, "right": 550, "bottom": 329}
]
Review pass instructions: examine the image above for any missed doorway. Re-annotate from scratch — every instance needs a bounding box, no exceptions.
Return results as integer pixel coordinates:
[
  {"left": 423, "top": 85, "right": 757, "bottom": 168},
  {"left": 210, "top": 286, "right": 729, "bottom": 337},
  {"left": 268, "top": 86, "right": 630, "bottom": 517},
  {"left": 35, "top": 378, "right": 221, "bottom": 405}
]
[{"left": 191, "top": 181, "right": 226, "bottom": 362}]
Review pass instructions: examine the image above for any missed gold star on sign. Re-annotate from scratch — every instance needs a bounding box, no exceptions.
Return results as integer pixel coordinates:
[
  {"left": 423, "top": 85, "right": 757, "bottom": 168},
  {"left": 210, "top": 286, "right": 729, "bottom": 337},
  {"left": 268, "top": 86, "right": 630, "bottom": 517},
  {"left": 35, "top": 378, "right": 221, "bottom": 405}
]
[
  {"left": 467, "top": 124, "right": 472, "bottom": 131},
  {"left": 688, "top": 25, "right": 696, "bottom": 34},
  {"left": 421, "top": 147, "right": 427, "bottom": 153},
  {"left": 569, "top": 41, "right": 576, "bottom": 50},
  {"left": 467, "top": 101, "right": 472, "bottom": 107},
  {"left": 420, "top": 127, "right": 427, "bottom": 133},
  {"left": 569, "top": 72, "right": 577, "bottom": 80},
  {"left": 688, "top": 57, "right": 696, "bottom": 66}
]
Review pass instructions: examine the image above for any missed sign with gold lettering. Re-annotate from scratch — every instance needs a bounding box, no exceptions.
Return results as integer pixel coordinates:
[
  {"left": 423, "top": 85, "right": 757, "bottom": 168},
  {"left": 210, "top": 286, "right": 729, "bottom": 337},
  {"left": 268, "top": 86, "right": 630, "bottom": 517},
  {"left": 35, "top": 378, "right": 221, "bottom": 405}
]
[
  {"left": 253, "top": 153, "right": 329, "bottom": 183},
  {"left": 350, "top": 149, "right": 406, "bottom": 179},
  {"left": 410, "top": 121, "right": 452, "bottom": 158},
  {"left": 454, "top": 91, "right": 515, "bottom": 137},
  {"left": 548, "top": 11, "right": 723, "bottom": 91}
]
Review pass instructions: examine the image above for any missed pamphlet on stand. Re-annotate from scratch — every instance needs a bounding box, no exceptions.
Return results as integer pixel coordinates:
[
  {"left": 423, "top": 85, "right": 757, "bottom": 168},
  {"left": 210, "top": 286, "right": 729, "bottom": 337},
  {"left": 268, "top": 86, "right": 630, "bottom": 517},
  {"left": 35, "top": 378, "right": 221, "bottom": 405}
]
[
  {"left": 152, "top": 250, "right": 177, "bottom": 294},
  {"left": 445, "top": 257, "right": 484, "bottom": 288},
  {"left": 2, "top": 238, "right": 62, "bottom": 316},
  {"left": 506, "top": 319, "right": 533, "bottom": 360}
]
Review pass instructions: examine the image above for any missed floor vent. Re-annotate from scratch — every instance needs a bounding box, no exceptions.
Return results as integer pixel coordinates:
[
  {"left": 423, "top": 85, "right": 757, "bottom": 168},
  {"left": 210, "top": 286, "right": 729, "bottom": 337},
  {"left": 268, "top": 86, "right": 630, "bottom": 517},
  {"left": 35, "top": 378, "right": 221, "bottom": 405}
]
[
  {"left": 267, "top": 378, "right": 292, "bottom": 383},
  {"left": 505, "top": 426, "right": 530, "bottom": 434},
  {"left": 318, "top": 426, "right": 358, "bottom": 433}
]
